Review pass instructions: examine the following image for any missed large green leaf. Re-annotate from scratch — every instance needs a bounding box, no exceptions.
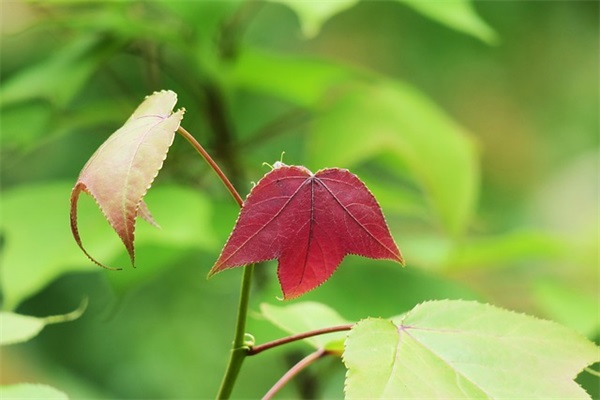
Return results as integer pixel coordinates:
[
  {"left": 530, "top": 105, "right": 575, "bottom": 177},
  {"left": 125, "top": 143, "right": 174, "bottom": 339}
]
[
  {"left": 0, "top": 182, "right": 216, "bottom": 310},
  {"left": 0, "top": 384, "right": 68, "bottom": 400},
  {"left": 260, "top": 302, "right": 351, "bottom": 352},
  {"left": 310, "top": 81, "right": 478, "bottom": 236},
  {"left": 533, "top": 279, "right": 599, "bottom": 339},
  {"left": 397, "top": 0, "right": 497, "bottom": 44},
  {"left": 0, "top": 300, "right": 86, "bottom": 346},
  {"left": 0, "top": 35, "right": 120, "bottom": 108},
  {"left": 268, "top": 0, "right": 359, "bottom": 38},
  {"left": 448, "top": 230, "right": 570, "bottom": 270},
  {"left": 343, "top": 300, "right": 600, "bottom": 399},
  {"left": 1, "top": 102, "right": 54, "bottom": 150},
  {"left": 230, "top": 48, "right": 354, "bottom": 108}
]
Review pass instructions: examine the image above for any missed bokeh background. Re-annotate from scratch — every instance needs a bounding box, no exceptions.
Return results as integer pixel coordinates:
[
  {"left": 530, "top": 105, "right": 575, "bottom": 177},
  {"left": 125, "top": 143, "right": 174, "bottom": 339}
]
[{"left": 1, "top": 1, "right": 598, "bottom": 398}]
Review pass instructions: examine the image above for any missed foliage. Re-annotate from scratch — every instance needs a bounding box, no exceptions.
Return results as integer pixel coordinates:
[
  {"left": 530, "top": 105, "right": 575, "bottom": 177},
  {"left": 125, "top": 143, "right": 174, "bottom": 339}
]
[
  {"left": 1, "top": 0, "right": 598, "bottom": 399},
  {"left": 210, "top": 163, "right": 403, "bottom": 299},
  {"left": 70, "top": 90, "right": 184, "bottom": 268},
  {"left": 344, "top": 300, "right": 598, "bottom": 399}
]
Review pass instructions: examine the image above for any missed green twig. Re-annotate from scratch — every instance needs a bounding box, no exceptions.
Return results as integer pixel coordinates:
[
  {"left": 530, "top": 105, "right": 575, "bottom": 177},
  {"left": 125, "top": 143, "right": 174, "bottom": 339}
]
[
  {"left": 177, "top": 125, "right": 251, "bottom": 399},
  {"left": 216, "top": 264, "right": 255, "bottom": 399}
]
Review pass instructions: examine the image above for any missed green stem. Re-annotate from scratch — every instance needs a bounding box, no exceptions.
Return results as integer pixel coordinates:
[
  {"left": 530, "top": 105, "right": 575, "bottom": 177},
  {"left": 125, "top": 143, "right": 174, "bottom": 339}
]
[
  {"left": 216, "top": 264, "right": 255, "bottom": 399},
  {"left": 176, "top": 125, "right": 252, "bottom": 399}
]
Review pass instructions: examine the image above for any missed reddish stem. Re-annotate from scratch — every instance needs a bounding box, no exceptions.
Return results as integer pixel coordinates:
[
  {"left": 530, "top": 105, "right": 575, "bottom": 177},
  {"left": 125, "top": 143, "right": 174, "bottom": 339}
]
[
  {"left": 262, "top": 348, "right": 328, "bottom": 400},
  {"left": 248, "top": 324, "right": 353, "bottom": 356},
  {"left": 177, "top": 125, "right": 244, "bottom": 207}
]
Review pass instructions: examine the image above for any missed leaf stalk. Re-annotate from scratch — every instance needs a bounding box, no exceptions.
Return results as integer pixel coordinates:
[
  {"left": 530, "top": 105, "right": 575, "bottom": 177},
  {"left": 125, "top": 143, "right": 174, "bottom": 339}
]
[
  {"left": 262, "top": 348, "right": 329, "bottom": 400},
  {"left": 248, "top": 324, "right": 353, "bottom": 356},
  {"left": 177, "top": 125, "right": 251, "bottom": 399},
  {"left": 176, "top": 126, "right": 244, "bottom": 207}
]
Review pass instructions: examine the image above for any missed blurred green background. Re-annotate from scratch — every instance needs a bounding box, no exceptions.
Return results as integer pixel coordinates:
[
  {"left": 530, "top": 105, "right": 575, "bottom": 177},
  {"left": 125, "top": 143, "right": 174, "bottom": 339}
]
[{"left": 1, "top": 1, "right": 598, "bottom": 398}]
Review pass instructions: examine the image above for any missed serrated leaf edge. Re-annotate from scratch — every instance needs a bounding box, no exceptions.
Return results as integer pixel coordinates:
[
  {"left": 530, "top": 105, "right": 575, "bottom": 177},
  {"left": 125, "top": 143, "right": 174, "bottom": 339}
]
[
  {"left": 209, "top": 165, "right": 404, "bottom": 300},
  {"left": 70, "top": 96, "right": 185, "bottom": 269}
]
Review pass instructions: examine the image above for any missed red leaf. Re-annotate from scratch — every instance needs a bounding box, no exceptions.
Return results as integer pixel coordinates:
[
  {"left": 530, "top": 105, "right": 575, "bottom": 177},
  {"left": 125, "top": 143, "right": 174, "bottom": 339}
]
[
  {"left": 70, "top": 90, "right": 184, "bottom": 269},
  {"left": 209, "top": 163, "right": 404, "bottom": 299}
]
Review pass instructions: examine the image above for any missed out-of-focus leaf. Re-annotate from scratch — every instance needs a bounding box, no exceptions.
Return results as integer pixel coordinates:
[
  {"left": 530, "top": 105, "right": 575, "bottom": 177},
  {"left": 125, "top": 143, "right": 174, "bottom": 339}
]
[
  {"left": 0, "top": 299, "right": 86, "bottom": 346},
  {"left": 310, "top": 81, "right": 478, "bottom": 236},
  {"left": 70, "top": 90, "right": 184, "bottom": 269},
  {"left": 268, "top": 0, "right": 359, "bottom": 38},
  {"left": 399, "top": 234, "right": 455, "bottom": 270},
  {"left": 1, "top": 102, "right": 53, "bottom": 150},
  {"left": 260, "top": 302, "right": 351, "bottom": 352},
  {"left": 1, "top": 97, "right": 131, "bottom": 153},
  {"left": 0, "top": 182, "right": 216, "bottom": 310},
  {"left": 397, "top": 0, "right": 497, "bottom": 44},
  {"left": 448, "top": 230, "right": 569, "bottom": 270},
  {"left": 230, "top": 48, "right": 354, "bottom": 108},
  {"left": 0, "top": 35, "right": 121, "bottom": 108},
  {"left": 39, "top": 3, "right": 182, "bottom": 48},
  {"left": 154, "top": 0, "right": 243, "bottom": 75},
  {"left": 0, "top": 384, "right": 68, "bottom": 400},
  {"left": 1, "top": 182, "right": 106, "bottom": 310},
  {"left": 533, "top": 280, "right": 599, "bottom": 339},
  {"left": 358, "top": 172, "right": 429, "bottom": 220},
  {"left": 104, "top": 186, "right": 219, "bottom": 294},
  {"left": 258, "top": 256, "right": 482, "bottom": 325},
  {"left": 155, "top": 0, "right": 242, "bottom": 33},
  {"left": 343, "top": 300, "right": 600, "bottom": 399}
]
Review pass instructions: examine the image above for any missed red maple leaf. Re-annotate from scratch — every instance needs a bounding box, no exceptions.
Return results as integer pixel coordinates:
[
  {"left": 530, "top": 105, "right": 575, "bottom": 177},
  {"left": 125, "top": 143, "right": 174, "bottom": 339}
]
[{"left": 209, "top": 163, "right": 404, "bottom": 299}]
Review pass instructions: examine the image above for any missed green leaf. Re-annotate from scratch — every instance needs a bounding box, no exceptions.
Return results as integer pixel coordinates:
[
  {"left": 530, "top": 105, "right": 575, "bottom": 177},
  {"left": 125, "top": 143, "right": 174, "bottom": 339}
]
[
  {"left": 310, "top": 81, "right": 479, "bottom": 236},
  {"left": 1, "top": 182, "right": 216, "bottom": 310},
  {"left": 1, "top": 299, "right": 86, "bottom": 346},
  {"left": 1, "top": 102, "right": 54, "bottom": 150},
  {"left": 343, "top": 300, "right": 600, "bottom": 399},
  {"left": 0, "top": 35, "right": 121, "bottom": 108},
  {"left": 533, "top": 280, "right": 600, "bottom": 339},
  {"left": 448, "top": 230, "right": 570, "bottom": 270},
  {"left": 156, "top": 0, "right": 242, "bottom": 32},
  {"left": 231, "top": 48, "right": 354, "bottom": 108},
  {"left": 397, "top": 0, "right": 498, "bottom": 44},
  {"left": 260, "top": 302, "right": 351, "bottom": 352},
  {"left": 268, "top": 0, "right": 359, "bottom": 38},
  {"left": 0, "top": 384, "right": 68, "bottom": 400},
  {"left": 1, "top": 182, "right": 108, "bottom": 310}
]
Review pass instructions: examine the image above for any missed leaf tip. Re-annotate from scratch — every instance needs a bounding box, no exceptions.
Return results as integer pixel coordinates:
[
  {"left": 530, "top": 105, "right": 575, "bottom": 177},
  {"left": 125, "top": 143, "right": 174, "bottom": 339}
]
[{"left": 70, "top": 183, "right": 124, "bottom": 271}]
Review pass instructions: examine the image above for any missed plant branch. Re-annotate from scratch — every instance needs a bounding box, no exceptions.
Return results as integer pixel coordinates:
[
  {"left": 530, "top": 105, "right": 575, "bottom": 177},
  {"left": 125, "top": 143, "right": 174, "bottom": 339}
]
[
  {"left": 262, "top": 348, "right": 329, "bottom": 400},
  {"left": 216, "top": 264, "right": 255, "bottom": 399},
  {"left": 177, "top": 125, "right": 251, "bottom": 399},
  {"left": 177, "top": 126, "right": 244, "bottom": 207},
  {"left": 248, "top": 324, "right": 353, "bottom": 356}
]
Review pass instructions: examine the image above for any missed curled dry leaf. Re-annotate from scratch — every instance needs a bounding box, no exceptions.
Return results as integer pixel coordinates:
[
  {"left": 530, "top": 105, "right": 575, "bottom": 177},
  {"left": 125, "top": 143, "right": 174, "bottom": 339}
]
[
  {"left": 70, "top": 90, "right": 184, "bottom": 269},
  {"left": 210, "top": 163, "right": 404, "bottom": 299}
]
